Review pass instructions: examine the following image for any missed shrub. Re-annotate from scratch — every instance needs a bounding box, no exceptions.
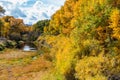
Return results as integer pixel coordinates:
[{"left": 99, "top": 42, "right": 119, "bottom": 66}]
[
  {"left": 0, "top": 42, "right": 5, "bottom": 51},
  {"left": 5, "top": 40, "right": 17, "bottom": 48},
  {"left": 75, "top": 54, "right": 120, "bottom": 80},
  {"left": 9, "top": 32, "right": 22, "bottom": 41},
  {"left": 37, "top": 35, "right": 77, "bottom": 80}
]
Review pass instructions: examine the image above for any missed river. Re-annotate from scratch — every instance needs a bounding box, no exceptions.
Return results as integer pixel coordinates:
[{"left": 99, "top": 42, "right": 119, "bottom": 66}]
[{"left": 22, "top": 43, "right": 37, "bottom": 51}]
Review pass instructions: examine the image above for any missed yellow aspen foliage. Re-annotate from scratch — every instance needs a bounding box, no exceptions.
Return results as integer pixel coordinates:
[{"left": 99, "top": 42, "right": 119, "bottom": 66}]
[
  {"left": 36, "top": 0, "right": 120, "bottom": 80},
  {"left": 55, "top": 37, "right": 74, "bottom": 75},
  {"left": 3, "top": 22, "right": 10, "bottom": 37},
  {"left": 109, "top": 8, "right": 120, "bottom": 40},
  {"left": 48, "top": 0, "right": 77, "bottom": 35},
  {"left": 75, "top": 56, "right": 107, "bottom": 80},
  {"left": 96, "top": 26, "right": 108, "bottom": 44},
  {"left": 37, "top": 35, "right": 77, "bottom": 76},
  {"left": 43, "top": 26, "right": 48, "bottom": 33}
]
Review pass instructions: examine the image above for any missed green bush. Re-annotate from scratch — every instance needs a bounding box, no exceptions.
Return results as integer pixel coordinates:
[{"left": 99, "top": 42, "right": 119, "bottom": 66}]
[
  {"left": 5, "top": 40, "right": 17, "bottom": 48},
  {"left": 0, "top": 42, "right": 5, "bottom": 51}
]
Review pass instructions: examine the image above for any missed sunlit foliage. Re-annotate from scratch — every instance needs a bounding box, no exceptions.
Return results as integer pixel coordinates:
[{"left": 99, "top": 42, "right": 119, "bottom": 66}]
[
  {"left": 109, "top": 8, "right": 120, "bottom": 40},
  {"left": 37, "top": 0, "right": 120, "bottom": 80},
  {"left": 1, "top": 0, "right": 120, "bottom": 80}
]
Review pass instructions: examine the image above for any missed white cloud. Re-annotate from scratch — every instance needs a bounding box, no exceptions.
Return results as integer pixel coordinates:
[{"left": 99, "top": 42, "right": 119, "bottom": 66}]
[
  {"left": 0, "top": 0, "right": 65, "bottom": 24},
  {"left": 2, "top": 0, "right": 28, "bottom": 5}
]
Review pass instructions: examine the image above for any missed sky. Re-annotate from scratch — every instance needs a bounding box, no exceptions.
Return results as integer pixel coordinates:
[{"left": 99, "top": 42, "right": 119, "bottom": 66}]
[{"left": 0, "top": 0, "right": 65, "bottom": 24}]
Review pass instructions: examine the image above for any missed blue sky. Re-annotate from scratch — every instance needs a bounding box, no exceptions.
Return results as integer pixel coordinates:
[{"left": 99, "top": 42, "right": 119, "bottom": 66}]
[{"left": 0, "top": 0, "right": 65, "bottom": 24}]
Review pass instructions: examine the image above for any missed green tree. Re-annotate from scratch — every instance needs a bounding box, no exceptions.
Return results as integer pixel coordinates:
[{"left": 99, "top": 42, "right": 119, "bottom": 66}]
[
  {"left": 0, "top": 5, "right": 5, "bottom": 37},
  {"left": 0, "top": 19, "right": 3, "bottom": 37},
  {"left": 28, "top": 20, "right": 50, "bottom": 41},
  {"left": 0, "top": 6, "right": 5, "bottom": 16},
  {"left": 33, "top": 19, "right": 50, "bottom": 34}
]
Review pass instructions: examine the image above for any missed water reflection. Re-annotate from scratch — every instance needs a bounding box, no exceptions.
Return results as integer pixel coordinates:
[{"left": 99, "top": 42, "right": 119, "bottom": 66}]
[{"left": 23, "top": 44, "right": 37, "bottom": 51}]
